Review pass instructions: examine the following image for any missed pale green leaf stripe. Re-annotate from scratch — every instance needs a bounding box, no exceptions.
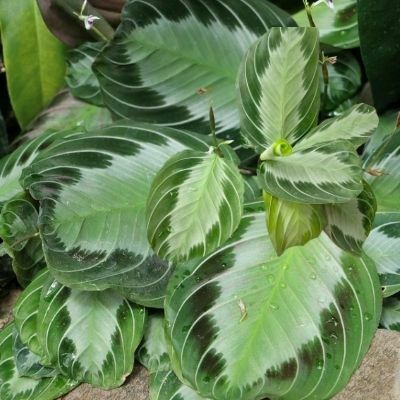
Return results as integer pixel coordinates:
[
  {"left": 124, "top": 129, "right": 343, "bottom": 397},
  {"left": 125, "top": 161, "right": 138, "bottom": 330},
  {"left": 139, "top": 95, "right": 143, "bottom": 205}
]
[
  {"left": 0, "top": 324, "right": 77, "bottom": 400},
  {"left": 147, "top": 150, "right": 244, "bottom": 262},
  {"left": 363, "top": 221, "right": 400, "bottom": 297},
  {"left": 364, "top": 133, "right": 400, "bottom": 212},
  {"left": 94, "top": 0, "right": 294, "bottom": 137},
  {"left": 21, "top": 122, "right": 210, "bottom": 307},
  {"left": 296, "top": 104, "right": 379, "bottom": 151},
  {"left": 380, "top": 297, "right": 400, "bottom": 331},
  {"left": 324, "top": 181, "right": 376, "bottom": 254},
  {"left": 259, "top": 140, "right": 363, "bottom": 204},
  {"left": 13, "top": 268, "right": 50, "bottom": 356},
  {"left": 264, "top": 192, "right": 326, "bottom": 256},
  {"left": 238, "top": 27, "right": 320, "bottom": 151},
  {"left": 0, "top": 129, "right": 82, "bottom": 207},
  {"left": 165, "top": 213, "right": 381, "bottom": 400},
  {"left": 150, "top": 370, "right": 209, "bottom": 400},
  {"left": 37, "top": 276, "right": 146, "bottom": 389},
  {"left": 137, "top": 314, "right": 170, "bottom": 373}
]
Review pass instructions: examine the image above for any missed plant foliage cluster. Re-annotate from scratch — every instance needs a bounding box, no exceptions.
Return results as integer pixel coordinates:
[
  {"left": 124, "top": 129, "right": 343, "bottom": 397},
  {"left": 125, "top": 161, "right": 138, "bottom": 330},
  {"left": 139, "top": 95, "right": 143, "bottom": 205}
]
[{"left": 0, "top": 1, "right": 399, "bottom": 399}]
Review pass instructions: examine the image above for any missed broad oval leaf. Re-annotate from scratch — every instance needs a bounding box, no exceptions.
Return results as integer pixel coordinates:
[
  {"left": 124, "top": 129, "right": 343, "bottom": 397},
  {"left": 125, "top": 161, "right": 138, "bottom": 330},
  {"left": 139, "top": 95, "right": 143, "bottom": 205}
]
[
  {"left": 363, "top": 220, "right": 400, "bottom": 297},
  {"left": 66, "top": 42, "right": 104, "bottom": 106},
  {"left": 0, "top": 0, "right": 66, "bottom": 128},
  {"left": 21, "top": 123, "right": 209, "bottom": 306},
  {"left": 37, "top": 275, "right": 146, "bottom": 389},
  {"left": 14, "top": 268, "right": 50, "bottom": 356},
  {"left": 0, "top": 323, "right": 77, "bottom": 400},
  {"left": 147, "top": 150, "right": 244, "bottom": 263},
  {"left": 364, "top": 133, "right": 400, "bottom": 212},
  {"left": 93, "top": 0, "right": 294, "bottom": 138},
  {"left": 238, "top": 27, "right": 320, "bottom": 152},
  {"left": 165, "top": 212, "right": 381, "bottom": 400},
  {"left": 0, "top": 196, "right": 44, "bottom": 287},
  {"left": 263, "top": 192, "right": 326, "bottom": 256},
  {"left": 324, "top": 181, "right": 376, "bottom": 254},
  {"left": 321, "top": 52, "right": 362, "bottom": 113},
  {"left": 380, "top": 297, "right": 400, "bottom": 332},
  {"left": 258, "top": 140, "right": 363, "bottom": 204},
  {"left": 294, "top": 0, "right": 359, "bottom": 49}
]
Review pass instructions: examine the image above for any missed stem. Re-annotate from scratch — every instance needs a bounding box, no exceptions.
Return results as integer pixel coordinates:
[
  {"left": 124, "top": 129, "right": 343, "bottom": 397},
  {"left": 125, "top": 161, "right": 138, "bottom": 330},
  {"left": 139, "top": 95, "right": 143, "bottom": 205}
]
[
  {"left": 209, "top": 107, "right": 222, "bottom": 157},
  {"left": 321, "top": 59, "right": 329, "bottom": 111},
  {"left": 303, "top": 0, "right": 316, "bottom": 27}
]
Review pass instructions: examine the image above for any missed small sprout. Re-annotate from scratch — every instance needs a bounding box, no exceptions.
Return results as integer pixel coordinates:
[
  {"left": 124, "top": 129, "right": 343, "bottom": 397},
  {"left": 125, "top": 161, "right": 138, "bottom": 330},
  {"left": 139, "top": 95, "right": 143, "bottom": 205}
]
[{"left": 236, "top": 298, "right": 248, "bottom": 322}]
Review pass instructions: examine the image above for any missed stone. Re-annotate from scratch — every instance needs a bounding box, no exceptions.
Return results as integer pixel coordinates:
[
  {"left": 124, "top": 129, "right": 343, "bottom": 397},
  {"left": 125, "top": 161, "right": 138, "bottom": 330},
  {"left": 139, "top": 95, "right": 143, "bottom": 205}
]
[{"left": 334, "top": 329, "right": 400, "bottom": 400}]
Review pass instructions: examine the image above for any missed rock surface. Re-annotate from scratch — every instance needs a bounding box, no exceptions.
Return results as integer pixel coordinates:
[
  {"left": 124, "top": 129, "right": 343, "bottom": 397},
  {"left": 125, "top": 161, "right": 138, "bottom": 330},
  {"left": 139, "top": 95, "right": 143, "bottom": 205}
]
[{"left": 1, "top": 287, "right": 400, "bottom": 399}]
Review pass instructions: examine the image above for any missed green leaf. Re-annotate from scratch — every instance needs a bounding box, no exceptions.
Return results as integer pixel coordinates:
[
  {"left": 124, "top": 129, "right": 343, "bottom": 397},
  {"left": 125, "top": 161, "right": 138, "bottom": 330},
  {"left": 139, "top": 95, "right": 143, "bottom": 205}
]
[
  {"left": 93, "top": 0, "right": 294, "bottom": 138},
  {"left": 14, "top": 269, "right": 50, "bottom": 356},
  {"left": 165, "top": 212, "right": 382, "bottom": 400},
  {"left": 243, "top": 176, "right": 261, "bottom": 203},
  {"left": 37, "top": 275, "right": 146, "bottom": 389},
  {"left": 321, "top": 52, "right": 362, "bottom": 113},
  {"left": 294, "top": 0, "right": 359, "bottom": 49},
  {"left": 150, "top": 369, "right": 208, "bottom": 400},
  {"left": 0, "top": 0, "right": 66, "bottom": 128},
  {"left": 0, "top": 196, "right": 44, "bottom": 287},
  {"left": 13, "top": 331, "right": 56, "bottom": 379},
  {"left": 258, "top": 140, "right": 363, "bottom": 204},
  {"left": 21, "top": 123, "right": 210, "bottom": 307},
  {"left": 0, "top": 129, "right": 82, "bottom": 207},
  {"left": 147, "top": 150, "right": 244, "bottom": 263},
  {"left": 358, "top": 0, "right": 400, "bottom": 111},
  {"left": 380, "top": 297, "right": 400, "bottom": 331},
  {"left": 0, "top": 110, "right": 8, "bottom": 157},
  {"left": 324, "top": 181, "right": 376, "bottom": 254},
  {"left": 66, "top": 42, "right": 104, "bottom": 106},
  {"left": 238, "top": 27, "right": 320, "bottom": 152},
  {"left": 364, "top": 220, "right": 400, "bottom": 297},
  {"left": 0, "top": 324, "right": 77, "bottom": 400},
  {"left": 137, "top": 313, "right": 170, "bottom": 373},
  {"left": 263, "top": 191, "right": 326, "bottom": 256},
  {"left": 23, "top": 90, "right": 113, "bottom": 142},
  {"left": 296, "top": 104, "right": 378, "bottom": 150},
  {"left": 364, "top": 133, "right": 400, "bottom": 212}
]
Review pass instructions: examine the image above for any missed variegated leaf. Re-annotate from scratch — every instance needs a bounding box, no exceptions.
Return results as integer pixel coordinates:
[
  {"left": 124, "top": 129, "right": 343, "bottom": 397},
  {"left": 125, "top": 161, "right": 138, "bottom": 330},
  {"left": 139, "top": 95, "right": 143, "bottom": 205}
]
[
  {"left": 13, "top": 330, "right": 56, "bottom": 379},
  {"left": 364, "top": 220, "right": 400, "bottom": 297},
  {"left": 324, "top": 181, "right": 377, "bottom": 254},
  {"left": 258, "top": 140, "right": 363, "bottom": 204},
  {"left": 66, "top": 42, "right": 104, "bottom": 106},
  {"left": 380, "top": 297, "right": 400, "bottom": 331},
  {"left": 146, "top": 150, "right": 244, "bottom": 262},
  {"left": 150, "top": 369, "right": 209, "bottom": 400},
  {"left": 364, "top": 132, "right": 400, "bottom": 212},
  {"left": 0, "top": 129, "right": 81, "bottom": 207},
  {"left": 264, "top": 191, "right": 326, "bottom": 255},
  {"left": 238, "top": 27, "right": 320, "bottom": 152},
  {"left": 0, "top": 196, "right": 44, "bottom": 287},
  {"left": 296, "top": 104, "right": 379, "bottom": 151},
  {"left": 93, "top": 0, "right": 294, "bottom": 138},
  {"left": 243, "top": 175, "right": 261, "bottom": 203},
  {"left": 0, "top": 324, "right": 77, "bottom": 400},
  {"left": 37, "top": 275, "right": 146, "bottom": 389},
  {"left": 137, "top": 313, "right": 170, "bottom": 373},
  {"left": 13, "top": 268, "right": 49, "bottom": 356},
  {"left": 321, "top": 52, "right": 362, "bottom": 113},
  {"left": 21, "top": 123, "right": 210, "bottom": 307},
  {"left": 165, "top": 212, "right": 381, "bottom": 400}
]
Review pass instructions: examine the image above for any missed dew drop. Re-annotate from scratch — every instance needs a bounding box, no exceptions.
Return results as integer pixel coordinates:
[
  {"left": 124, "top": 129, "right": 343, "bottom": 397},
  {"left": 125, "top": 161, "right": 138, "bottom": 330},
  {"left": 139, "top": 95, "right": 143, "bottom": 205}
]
[
  {"left": 261, "top": 264, "right": 268, "bottom": 271},
  {"left": 279, "top": 282, "right": 287, "bottom": 289},
  {"left": 221, "top": 263, "right": 227, "bottom": 268},
  {"left": 310, "top": 272, "right": 317, "bottom": 280},
  {"left": 364, "top": 312, "right": 373, "bottom": 321},
  {"left": 316, "top": 359, "right": 324, "bottom": 370},
  {"left": 267, "top": 274, "right": 275, "bottom": 284},
  {"left": 330, "top": 333, "right": 338, "bottom": 344},
  {"left": 166, "top": 226, "right": 173, "bottom": 233},
  {"left": 270, "top": 303, "right": 279, "bottom": 311}
]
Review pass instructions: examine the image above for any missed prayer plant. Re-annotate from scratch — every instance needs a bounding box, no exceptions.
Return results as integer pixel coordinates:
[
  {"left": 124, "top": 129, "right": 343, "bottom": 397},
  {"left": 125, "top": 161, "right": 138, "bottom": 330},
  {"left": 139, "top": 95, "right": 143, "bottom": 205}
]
[{"left": 0, "top": 1, "right": 399, "bottom": 399}]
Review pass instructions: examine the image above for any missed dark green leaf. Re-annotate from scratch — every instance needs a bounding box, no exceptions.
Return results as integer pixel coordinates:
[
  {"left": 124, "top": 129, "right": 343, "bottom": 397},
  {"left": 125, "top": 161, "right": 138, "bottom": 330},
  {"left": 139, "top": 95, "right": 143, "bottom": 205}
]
[{"left": 380, "top": 297, "right": 400, "bottom": 331}]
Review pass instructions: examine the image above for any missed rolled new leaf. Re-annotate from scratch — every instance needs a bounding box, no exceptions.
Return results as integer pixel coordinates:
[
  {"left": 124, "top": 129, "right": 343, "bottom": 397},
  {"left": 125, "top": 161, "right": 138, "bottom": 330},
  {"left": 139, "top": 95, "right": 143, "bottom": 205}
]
[
  {"left": 264, "top": 191, "right": 326, "bottom": 255},
  {"left": 37, "top": 275, "right": 146, "bottom": 389},
  {"left": 0, "top": 324, "right": 77, "bottom": 400},
  {"left": 146, "top": 149, "right": 244, "bottom": 263},
  {"left": 93, "top": 0, "right": 294, "bottom": 138},
  {"left": 165, "top": 212, "right": 382, "bottom": 400}
]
